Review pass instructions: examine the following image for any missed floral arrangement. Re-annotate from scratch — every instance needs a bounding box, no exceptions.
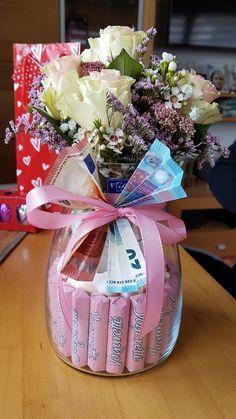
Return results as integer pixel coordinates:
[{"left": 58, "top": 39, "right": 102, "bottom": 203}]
[{"left": 5, "top": 25, "right": 229, "bottom": 170}]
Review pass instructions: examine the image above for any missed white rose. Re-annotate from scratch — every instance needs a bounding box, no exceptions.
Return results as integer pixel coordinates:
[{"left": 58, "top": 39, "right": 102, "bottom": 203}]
[
  {"left": 56, "top": 69, "right": 135, "bottom": 129},
  {"left": 41, "top": 55, "right": 81, "bottom": 90},
  {"left": 81, "top": 25, "right": 146, "bottom": 65}
]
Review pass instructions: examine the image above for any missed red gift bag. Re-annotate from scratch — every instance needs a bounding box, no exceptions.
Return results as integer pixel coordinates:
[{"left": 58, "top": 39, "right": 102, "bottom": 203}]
[{"left": 13, "top": 43, "right": 81, "bottom": 193}]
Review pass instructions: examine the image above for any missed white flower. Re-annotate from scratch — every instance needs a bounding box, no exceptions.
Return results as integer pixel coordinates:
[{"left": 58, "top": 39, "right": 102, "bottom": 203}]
[
  {"left": 55, "top": 69, "right": 134, "bottom": 129},
  {"left": 162, "top": 52, "right": 174, "bottom": 62},
  {"left": 168, "top": 61, "right": 177, "bottom": 72},
  {"left": 68, "top": 119, "right": 77, "bottom": 130},
  {"left": 164, "top": 87, "right": 184, "bottom": 109},
  {"left": 59, "top": 122, "right": 69, "bottom": 133},
  {"left": 103, "top": 127, "right": 125, "bottom": 154},
  {"left": 81, "top": 26, "right": 146, "bottom": 65}
]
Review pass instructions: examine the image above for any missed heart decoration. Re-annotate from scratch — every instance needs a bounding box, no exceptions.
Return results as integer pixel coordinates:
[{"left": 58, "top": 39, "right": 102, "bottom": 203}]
[
  {"left": 16, "top": 169, "right": 22, "bottom": 176},
  {"left": 17, "top": 100, "right": 22, "bottom": 108},
  {"left": 23, "top": 156, "right": 31, "bottom": 166},
  {"left": 18, "top": 144, "right": 23, "bottom": 151},
  {"left": 42, "top": 163, "right": 50, "bottom": 171},
  {"left": 19, "top": 185, "right": 24, "bottom": 191},
  {"left": 30, "top": 137, "right": 41, "bottom": 152},
  {"left": 14, "top": 83, "right": 19, "bottom": 91},
  {"left": 31, "top": 44, "right": 42, "bottom": 62},
  {"left": 31, "top": 177, "right": 42, "bottom": 188}
]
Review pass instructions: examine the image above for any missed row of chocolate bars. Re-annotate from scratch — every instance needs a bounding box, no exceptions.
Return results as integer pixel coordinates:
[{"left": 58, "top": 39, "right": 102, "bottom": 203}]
[{"left": 48, "top": 256, "right": 180, "bottom": 374}]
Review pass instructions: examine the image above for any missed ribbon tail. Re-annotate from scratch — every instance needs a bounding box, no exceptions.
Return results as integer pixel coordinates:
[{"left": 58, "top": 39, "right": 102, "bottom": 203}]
[{"left": 131, "top": 211, "right": 165, "bottom": 338}]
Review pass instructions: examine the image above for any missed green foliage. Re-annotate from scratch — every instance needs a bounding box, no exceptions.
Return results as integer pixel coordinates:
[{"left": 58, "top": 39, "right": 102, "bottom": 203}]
[
  {"left": 194, "top": 123, "right": 211, "bottom": 143},
  {"left": 108, "top": 49, "right": 143, "bottom": 79}
]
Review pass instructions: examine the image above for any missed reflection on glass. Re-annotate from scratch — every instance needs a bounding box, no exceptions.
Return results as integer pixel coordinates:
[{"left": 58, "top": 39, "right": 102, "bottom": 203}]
[
  {"left": 16, "top": 204, "right": 27, "bottom": 224},
  {"left": 0, "top": 203, "right": 11, "bottom": 223}
]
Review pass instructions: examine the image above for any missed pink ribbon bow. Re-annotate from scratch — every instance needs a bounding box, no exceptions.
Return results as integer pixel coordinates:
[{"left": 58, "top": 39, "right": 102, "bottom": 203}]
[{"left": 27, "top": 185, "right": 186, "bottom": 337}]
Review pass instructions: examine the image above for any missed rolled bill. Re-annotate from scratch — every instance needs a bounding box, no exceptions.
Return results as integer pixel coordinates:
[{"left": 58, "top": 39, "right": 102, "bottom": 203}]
[
  {"left": 87, "top": 294, "right": 109, "bottom": 372},
  {"left": 62, "top": 226, "right": 107, "bottom": 281},
  {"left": 106, "top": 297, "right": 130, "bottom": 374},
  {"left": 71, "top": 288, "right": 90, "bottom": 368},
  {"left": 125, "top": 294, "right": 147, "bottom": 372}
]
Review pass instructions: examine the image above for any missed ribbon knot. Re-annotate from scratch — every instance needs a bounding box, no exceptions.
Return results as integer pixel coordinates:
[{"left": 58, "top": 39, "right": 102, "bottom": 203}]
[{"left": 117, "top": 207, "right": 128, "bottom": 218}]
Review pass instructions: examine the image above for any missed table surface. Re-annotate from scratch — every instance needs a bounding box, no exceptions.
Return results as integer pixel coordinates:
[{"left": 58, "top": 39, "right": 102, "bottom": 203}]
[{"left": 0, "top": 231, "right": 235, "bottom": 419}]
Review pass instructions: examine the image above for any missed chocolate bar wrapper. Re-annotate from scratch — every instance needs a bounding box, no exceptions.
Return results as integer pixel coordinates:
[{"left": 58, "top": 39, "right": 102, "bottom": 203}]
[
  {"left": 125, "top": 294, "right": 147, "bottom": 372},
  {"left": 47, "top": 257, "right": 65, "bottom": 344},
  {"left": 56, "top": 284, "right": 73, "bottom": 357},
  {"left": 145, "top": 311, "right": 164, "bottom": 364},
  {"left": 106, "top": 297, "right": 130, "bottom": 374},
  {"left": 87, "top": 294, "right": 109, "bottom": 372},
  {"left": 71, "top": 288, "right": 90, "bottom": 367},
  {"left": 160, "top": 271, "right": 179, "bottom": 356}
]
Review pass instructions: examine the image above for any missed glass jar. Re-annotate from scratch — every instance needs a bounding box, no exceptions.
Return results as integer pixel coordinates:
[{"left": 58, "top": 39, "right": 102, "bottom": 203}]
[{"left": 46, "top": 225, "right": 182, "bottom": 376}]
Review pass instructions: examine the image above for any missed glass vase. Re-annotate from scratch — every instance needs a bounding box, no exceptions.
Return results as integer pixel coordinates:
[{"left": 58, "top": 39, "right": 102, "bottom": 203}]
[{"left": 46, "top": 225, "right": 182, "bottom": 376}]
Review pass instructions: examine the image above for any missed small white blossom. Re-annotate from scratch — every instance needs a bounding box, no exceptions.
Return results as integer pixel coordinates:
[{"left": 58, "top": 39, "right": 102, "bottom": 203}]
[
  {"left": 164, "top": 87, "right": 184, "bottom": 109},
  {"left": 162, "top": 52, "right": 174, "bottom": 62},
  {"left": 103, "top": 127, "right": 125, "bottom": 154},
  {"left": 68, "top": 119, "right": 77, "bottom": 130},
  {"left": 168, "top": 61, "right": 177, "bottom": 72},
  {"left": 59, "top": 122, "right": 69, "bottom": 133}
]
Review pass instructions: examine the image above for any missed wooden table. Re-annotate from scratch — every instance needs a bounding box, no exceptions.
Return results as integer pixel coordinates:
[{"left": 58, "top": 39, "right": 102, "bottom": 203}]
[{"left": 0, "top": 231, "right": 235, "bottom": 419}]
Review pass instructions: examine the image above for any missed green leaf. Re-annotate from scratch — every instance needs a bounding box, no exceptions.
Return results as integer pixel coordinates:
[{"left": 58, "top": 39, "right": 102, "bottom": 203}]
[
  {"left": 194, "top": 123, "right": 211, "bottom": 143},
  {"left": 33, "top": 107, "right": 72, "bottom": 144},
  {"left": 108, "top": 49, "right": 142, "bottom": 79}
]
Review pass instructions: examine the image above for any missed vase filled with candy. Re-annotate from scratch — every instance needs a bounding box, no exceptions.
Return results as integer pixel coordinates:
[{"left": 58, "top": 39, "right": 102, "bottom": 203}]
[{"left": 5, "top": 26, "right": 229, "bottom": 375}]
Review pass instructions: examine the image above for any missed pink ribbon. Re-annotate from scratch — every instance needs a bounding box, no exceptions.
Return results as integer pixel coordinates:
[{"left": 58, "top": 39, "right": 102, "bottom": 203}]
[{"left": 27, "top": 185, "right": 186, "bottom": 337}]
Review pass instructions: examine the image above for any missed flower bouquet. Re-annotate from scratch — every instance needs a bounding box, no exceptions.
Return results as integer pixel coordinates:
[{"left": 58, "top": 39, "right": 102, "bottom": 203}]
[{"left": 5, "top": 26, "right": 229, "bottom": 375}]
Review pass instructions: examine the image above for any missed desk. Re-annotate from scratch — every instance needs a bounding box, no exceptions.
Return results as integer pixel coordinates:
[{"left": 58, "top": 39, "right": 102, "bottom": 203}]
[
  {"left": 168, "top": 180, "right": 236, "bottom": 258},
  {"left": 0, "top": 231, "right": 235, "bottom": 419}
]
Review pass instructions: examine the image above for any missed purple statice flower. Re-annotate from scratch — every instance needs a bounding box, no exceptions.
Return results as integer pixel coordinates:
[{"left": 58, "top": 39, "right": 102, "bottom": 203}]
[
  {"left": 122, "top": 104, "right": 155, "bottom": 148},
  {"left": 150, "top": 54, "right": 161, "bottom": 67},
  {"left": 4, "top": 72, "right": 70, "bottom": 151},
  {"left": 205, "top": 134, "right": 230, "bottom": 158},
  {"left": 106, "top": 91, "right": 126, "bottom": 114},
  {"left": 146, "top": 27, "right": 157, "bottom": 39},
  {"left": 134, "top": 78, "right": 154, "bottom": 90},
  {"left": 33, "top": 120, "right": 68, "bottom": 151},
  {"left": 28, "top": 74, "right": 44, "bottom": 108},
  {"left": 196, "top": 133, "right": 230, "bottom": 169},
  {"left": 136, "top": 27, "right": 157, "bottom": 60}
]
